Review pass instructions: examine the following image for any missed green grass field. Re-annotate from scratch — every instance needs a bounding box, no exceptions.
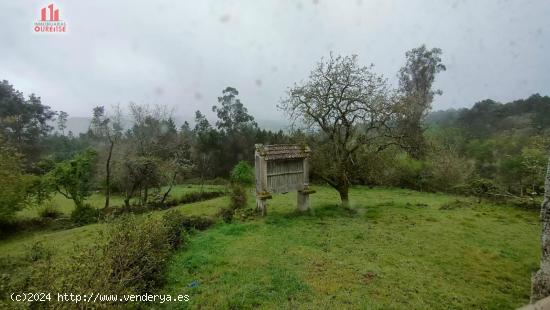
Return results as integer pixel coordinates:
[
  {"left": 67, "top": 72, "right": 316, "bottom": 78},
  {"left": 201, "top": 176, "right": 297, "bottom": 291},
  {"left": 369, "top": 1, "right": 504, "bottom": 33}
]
[
  {"left": 0, "top": 186, "right": 541, "bottom": 309},
  {"left": 162, "top": 187, "right": 540, "bottom": 309},
  {"left": 0, "top": 184, "right": 225, "bottom": 258}
]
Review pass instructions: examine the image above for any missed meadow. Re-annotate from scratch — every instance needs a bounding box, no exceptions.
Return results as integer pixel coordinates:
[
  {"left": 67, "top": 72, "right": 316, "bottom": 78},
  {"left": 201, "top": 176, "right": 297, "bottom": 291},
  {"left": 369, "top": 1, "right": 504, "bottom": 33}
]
[
  {"left": 160, "top": 186, "right": 540, "bottom": 309},
  {"left": 0, "top": 186, "right": 541, "bottom": 309}
]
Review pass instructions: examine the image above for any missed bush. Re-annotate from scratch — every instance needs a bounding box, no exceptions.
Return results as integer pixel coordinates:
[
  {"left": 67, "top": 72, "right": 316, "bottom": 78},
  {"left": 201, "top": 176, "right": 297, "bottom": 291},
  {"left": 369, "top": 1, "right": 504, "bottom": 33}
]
[
  {"left": 27, "top": 241, "right": 53, "bottom": 262},
  {"left": 38, "top": 203, "right": 62, "bottom": 219},
  {"left": 70, "top": 204, "right": 99, "bottom": 225},
  {"left": 229, "top": 185, "right": 247, "bottom": 210},
  {"left": 99, "top": 215, "right": 175, "bottom": 292},
  {"left": 179, "top": 191, "right": 225, "bottom": 204},
  {"left": 220, "top": 184, "right": 248, "bottom": 223},
  {"left": 235, "top": 208, "right": 257, "bottom": 221},
  {"left": 462, "top": 177, "right": 501, "bottom": 198},
  {"left": 219, "top": 207, "right": 234, "bottom": 223},
  {"left": 162, "top": 210, "right": 190, "bottom": 249},
  {"left": 180, "top": 215, "right": 215, "bottom": 231},
  {"left": 20, "top": 214, "right": 189, "bottom": 308},
  {"left": 230, "top": 161, "right": 254, "bottom": 186}
]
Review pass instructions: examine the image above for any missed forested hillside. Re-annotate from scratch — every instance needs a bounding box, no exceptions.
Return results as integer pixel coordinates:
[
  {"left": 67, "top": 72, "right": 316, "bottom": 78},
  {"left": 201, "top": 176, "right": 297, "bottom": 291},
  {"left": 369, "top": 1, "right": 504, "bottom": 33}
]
[
  {"left": 418, "top": 94, "right": 550, "bottom": 196},
  {"left": 427, "top": 94, "right": 550, "bottom": 137}
]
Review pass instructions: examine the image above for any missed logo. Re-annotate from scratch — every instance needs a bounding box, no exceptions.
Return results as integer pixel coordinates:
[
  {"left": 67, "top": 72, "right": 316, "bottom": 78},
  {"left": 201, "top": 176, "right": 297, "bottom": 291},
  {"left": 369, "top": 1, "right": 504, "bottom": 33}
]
[{"left": 34, "top": 4, "right": 66, "bottom": 33}]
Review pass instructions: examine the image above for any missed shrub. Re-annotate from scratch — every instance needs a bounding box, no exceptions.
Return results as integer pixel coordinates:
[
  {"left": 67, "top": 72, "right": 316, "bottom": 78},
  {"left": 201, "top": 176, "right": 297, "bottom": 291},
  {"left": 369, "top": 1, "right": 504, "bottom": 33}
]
[
  {"left": 235, "top": 208, "right": 257, "bottom": 221},
  {"left": 21, "top": 214, "right": 189, "bottom": 308},
  {"left": 229, "top": 185, "right": 247, "bottom": 210},
  {"left": 179, "top": 215, "right": 215, "bottom": 231},
  {"left": 98, "top": 215, "right": 174, "bottom": 292},
  {"left": 179, "top": 191, "right": 225, "bottom": 204},
  {"left": 230, "top": 161, "right": 254, "bottom": 186},
  {"left": 220, "top": 184, "right": 248, "bottom": 223},
  {"left": 162, "top": 210, "right": 189, "bottom": 249},
  {"left": 219, "top": 207, "right": 234, "bottom": 223},
  {"left": 70, "top": 204, "right": 99, "bottom": 225},
  {"left": 38, "top": 203, "right": 62, "bottom": 219},
  {"left": 27, "top": 241, "right": 53, "bottom": 262}
]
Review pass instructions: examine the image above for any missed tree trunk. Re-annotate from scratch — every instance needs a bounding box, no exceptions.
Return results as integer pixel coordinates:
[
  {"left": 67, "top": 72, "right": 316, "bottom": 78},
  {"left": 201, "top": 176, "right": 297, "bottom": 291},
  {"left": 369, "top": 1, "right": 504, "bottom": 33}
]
[
  {"left": 338, "top": 186, "right": 350, "bottom": 208},
  {"left": 124, "top": 184, "right": 136, "bottom": 209},
  {"left": 532, "top": 155, "right": 550, "bottom": 303},
  {"left": 322, "top": 174, "right": 351, "bottom": 208},
  {"left": 104, "top": 139, "right": 114, "bottom": 209},
  {"left": 161, "top": 172, "right": 177, "bottom": 204},
  {"left": 143, "top": 187, "right": 148, "bottom": 205}
]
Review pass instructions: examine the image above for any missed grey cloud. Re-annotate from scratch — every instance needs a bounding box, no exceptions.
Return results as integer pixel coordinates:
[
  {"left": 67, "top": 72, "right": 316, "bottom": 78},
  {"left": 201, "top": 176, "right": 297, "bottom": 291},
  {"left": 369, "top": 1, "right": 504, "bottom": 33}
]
[{"left": 1, "top": 0, "right": 549, "bottom": 123}]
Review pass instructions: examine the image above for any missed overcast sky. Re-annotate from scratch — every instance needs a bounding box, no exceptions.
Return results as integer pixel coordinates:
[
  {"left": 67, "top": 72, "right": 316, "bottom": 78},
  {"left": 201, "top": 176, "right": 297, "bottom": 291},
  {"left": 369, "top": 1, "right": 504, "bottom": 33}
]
[{"left": 2, "top": 0, "right": 549, "bottom": 125}]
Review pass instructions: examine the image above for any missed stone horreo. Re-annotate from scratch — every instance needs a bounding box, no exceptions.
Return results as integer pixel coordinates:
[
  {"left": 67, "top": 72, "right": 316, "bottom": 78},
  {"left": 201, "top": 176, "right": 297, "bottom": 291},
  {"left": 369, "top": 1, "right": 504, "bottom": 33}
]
[{"left": 254, "top": 144, "right": 315, "bottom": 215}]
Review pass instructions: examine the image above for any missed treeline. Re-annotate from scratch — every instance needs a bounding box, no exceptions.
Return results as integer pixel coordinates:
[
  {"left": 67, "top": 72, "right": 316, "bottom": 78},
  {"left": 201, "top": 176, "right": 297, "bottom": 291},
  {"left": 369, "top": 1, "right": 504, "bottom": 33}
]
[
  {"left": 375, "top": 94, "right": 550, "bottom": 197},
  {"left": 0, "top": 81, "right": 286, "bottom": 225},
  {"left": 2, "top": 46, "right": 550, "bottom": 226},
  {"left": 428, "top": 94, "right": 550, "bottom": 136}
]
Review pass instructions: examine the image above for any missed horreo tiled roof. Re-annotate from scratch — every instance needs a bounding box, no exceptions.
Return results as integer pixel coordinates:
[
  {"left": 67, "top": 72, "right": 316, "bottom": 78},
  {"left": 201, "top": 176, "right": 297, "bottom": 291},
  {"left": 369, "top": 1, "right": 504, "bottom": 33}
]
[{"left": 255, "top": 144, "right": 310, "bottom": 161}]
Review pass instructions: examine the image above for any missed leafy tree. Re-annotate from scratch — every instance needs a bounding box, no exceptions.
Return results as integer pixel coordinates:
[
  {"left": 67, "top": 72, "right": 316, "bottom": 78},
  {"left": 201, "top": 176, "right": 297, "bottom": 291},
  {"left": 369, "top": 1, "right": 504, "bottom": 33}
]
[
  {"left": 115, "top": 156, "right": 162, "bottom": 208},
  {"left": 397, "top": 45, "right": 446, "bottom": 158},
  {"left": 192, "top": 110, "right": 219, "bottom": 181},
  {"left": 423, "top": 144, "right": 474, "bottom": 192},
  {"left": 281, "top": 54, "right": 399, "bottom": 207},
  {"left": 212, "top": 87, "right": 257, "bottom": 134},
  {"left": 159, "top": 138, "right": 194, "bottom": 204},
  {"left": 230, "top": 161, "right": 254, "bottom": 186},
  {"left": 0, "top": 80, "right": 55, "bottom": 168},
  {"left": 57, "top": 111, "right": 68, "bottom": 135},
  {"left": 520, "top": 147, "right": 548, "bottom": 194},
  {"left": 210, "top": 87, "right": 258, "bottom": 175},
  {"left": 0, "top": 137, "right": 32, "bottom": 223},
  {"left": 47, "top": 149, "right": 97, "bottom": 209}
]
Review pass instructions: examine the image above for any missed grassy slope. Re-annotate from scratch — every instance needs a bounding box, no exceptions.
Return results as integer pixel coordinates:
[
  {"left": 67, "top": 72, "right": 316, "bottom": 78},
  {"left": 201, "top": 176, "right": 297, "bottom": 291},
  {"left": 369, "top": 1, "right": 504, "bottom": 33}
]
[
  {"left": 0, "top": 184, "right": 224, "bottom": 257},
  {"left": 163, "top": 187, "right": 540, "bottom": 309},
  {"left": 16, "top": 184, "right": 223, "bottom": 220},
  {"left": 0, "top": 186, "right": 540, "bottom": 309}
]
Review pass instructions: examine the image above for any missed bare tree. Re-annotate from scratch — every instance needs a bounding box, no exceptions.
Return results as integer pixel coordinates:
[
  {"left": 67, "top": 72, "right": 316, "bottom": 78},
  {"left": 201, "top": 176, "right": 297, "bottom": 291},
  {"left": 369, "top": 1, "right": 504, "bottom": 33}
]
[
  {"left": 280, "top": 54, "right": 398, "bottom": 207},
  {"left": 160, "top": 145, "right": 194, "bottom": 204},
  {"left": 90, "top": 105, "right": 122, "bottom": 209}
]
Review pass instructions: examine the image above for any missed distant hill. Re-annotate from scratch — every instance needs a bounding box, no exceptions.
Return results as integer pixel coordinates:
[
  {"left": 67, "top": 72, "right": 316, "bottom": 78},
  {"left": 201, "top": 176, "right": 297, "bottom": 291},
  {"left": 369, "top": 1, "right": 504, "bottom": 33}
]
[
  {"left": 426, "top": 94, "right": 550, "bottom": 137},
  {"left": 60, "top": 116, "right": 288, "bottom": 136}
]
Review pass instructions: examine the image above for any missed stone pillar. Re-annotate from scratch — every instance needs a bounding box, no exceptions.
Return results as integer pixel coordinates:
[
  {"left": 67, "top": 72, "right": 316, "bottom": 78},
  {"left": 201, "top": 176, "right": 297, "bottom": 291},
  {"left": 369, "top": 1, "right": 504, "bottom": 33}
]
[
  {"left": 303, "top": 157, "right": 310, "bottom": 188},
  {"left": 532, "top": 155, "right": 550, "bottom": 303},
  {"left": 297, "top": 157, "right": 311, "bottom": 212},
  {"left": 255, "top": 145, "right": 270, "bottom": 216},
  {"left": 257, "top": 198, "right": 267, "bottom": 216},
  {"left": 297, "top": 191, "right": 309, "bottom": 211}
]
